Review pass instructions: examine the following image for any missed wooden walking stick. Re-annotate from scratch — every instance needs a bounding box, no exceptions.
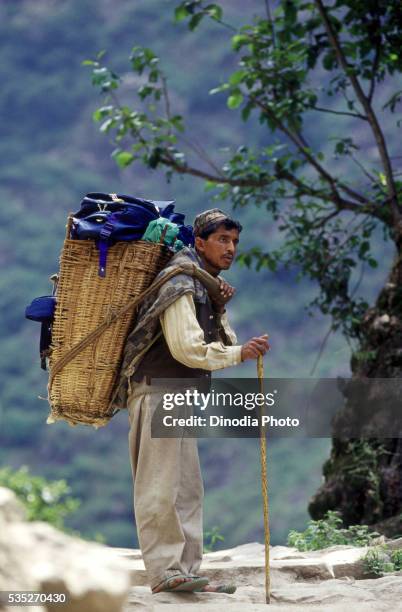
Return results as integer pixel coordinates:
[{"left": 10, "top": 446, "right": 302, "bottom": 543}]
[{"left": 258, "top": 354, "right": 271, "bottom": 604}]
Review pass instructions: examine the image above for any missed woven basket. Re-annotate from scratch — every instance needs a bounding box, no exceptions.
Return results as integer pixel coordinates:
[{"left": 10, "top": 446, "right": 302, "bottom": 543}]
[{"left": 47, "top": 218, "right": 172, "bottom": 428}]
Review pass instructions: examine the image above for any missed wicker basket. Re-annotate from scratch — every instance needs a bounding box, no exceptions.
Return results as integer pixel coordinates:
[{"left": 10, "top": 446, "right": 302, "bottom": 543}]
[{"left": 47, "top": 218, "right": 172, "bottom": 427}]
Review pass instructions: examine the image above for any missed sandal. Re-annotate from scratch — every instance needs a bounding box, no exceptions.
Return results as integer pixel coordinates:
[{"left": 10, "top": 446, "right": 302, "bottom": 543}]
[
  {"left": 194, "top": 583, "right": 237, "bottom": 594},
  {"left": 152, "top": 574, "right": 209, "bottom": 594}
]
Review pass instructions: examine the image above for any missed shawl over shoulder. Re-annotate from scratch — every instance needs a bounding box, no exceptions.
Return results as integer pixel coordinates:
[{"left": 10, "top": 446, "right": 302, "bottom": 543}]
[{"left": 110, "top": 247, "right": 207, "bottom": 411}]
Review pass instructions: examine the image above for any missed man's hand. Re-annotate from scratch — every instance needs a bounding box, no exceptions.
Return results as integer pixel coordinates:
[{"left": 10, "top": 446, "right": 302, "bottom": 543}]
[
  {"left": 241, "top": 334, "right": 270, "bottom": 362},
  {"left": 211, "top": 277, "right": 236, "bottom": 313}
]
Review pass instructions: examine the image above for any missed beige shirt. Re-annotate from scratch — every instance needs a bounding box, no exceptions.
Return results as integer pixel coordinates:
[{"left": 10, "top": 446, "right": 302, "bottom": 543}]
[{"left": 160, "top": 293, "right": 242, "bottom": 371}]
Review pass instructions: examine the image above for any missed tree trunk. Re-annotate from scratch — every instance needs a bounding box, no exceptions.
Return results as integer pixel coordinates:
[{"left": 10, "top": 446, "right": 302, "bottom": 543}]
[{"left": 309, "top": 252, "right": 402, "bottom": 537}]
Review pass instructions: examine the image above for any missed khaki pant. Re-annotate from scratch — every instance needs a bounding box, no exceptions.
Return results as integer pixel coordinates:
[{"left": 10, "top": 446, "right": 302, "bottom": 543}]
[{"left": 127, "top": 378, "right": 204, "bottom": 589}]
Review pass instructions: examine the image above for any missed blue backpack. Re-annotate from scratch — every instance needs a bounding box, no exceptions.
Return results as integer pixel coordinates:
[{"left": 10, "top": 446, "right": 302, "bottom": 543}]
[
  {"left": 25, "top": 295, "right": 56, "bottom": 370},
  {"left": 71, "top": 193, "right": 193, "bottom": 276}
]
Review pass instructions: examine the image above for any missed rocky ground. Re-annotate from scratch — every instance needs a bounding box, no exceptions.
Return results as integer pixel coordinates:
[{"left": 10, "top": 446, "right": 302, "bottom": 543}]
[
  {"left": 115, "top": 540, "right": 402, "bottom": 611},
  {"left": 1, "top": 486, "right": 401, "bottom": 612}
]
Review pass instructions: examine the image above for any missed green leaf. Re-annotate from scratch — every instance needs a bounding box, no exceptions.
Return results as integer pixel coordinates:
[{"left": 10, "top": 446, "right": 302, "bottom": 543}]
[
  {"left": 149, "top": 69, "right": 159, "bottom": 83},
  {"left": 323, "top": 52, "right": 336, "bottom": 70},
  {"left": 283, "top": 0, "right": 297, "bottom": 25},
  {"left": 148, "top": 147, "right": 163, "bottom": 169},
  {"left": 170, "top": 114, "right": 185, "bottom": 132},
  {"left": 227, "top": 92, "right": 243, "bottom": 109},
  {"left": 174, "top": 5, "right": 190, "bottom": 22},
  {"left": 359, "top": 241, "right": 370, "bottom": 257},
  {"left": 383, "top": 90, "right": 402, "bottom": 113},
  {"left": 144, "top": 48, "right": 156, "bottom": 62},
  {"left": 209, "top": 83, "right": 230, "bottom": 95},
  {"left": 231, "top": 34, "right": 249, "bottom": 51},
  {"left": 379, "top": 172, "right": 387, "bottom": 186},
  {"left": 92, "top": 109, "right": 103, "bottom": 122},
  {"left": 206, "top": 4, "right": 223, "bottom": 21},
  {"left": 241, "top": 103, "right": 252, "bottom": 121},
  {"left": 205, "top": 180, "right": 217, "bottom": 191},
  {"left": 93, "top": 66, "right": 108, "bottom": 76},
  {"left": 189, "top": 13, "right": 204, "bottom": 30},
  {"left": 114, "top": 151, "right": 134, "bottom": 168},
  {"left": 138, "top": 85, "right": 154, "bottom": 100},
  {"left": 99, "top": 118, "right": 115, "bottom": 133},
  {"left": 92, "top": 106, "right": 113, "bottom": 122},
  {"left": 229, "top": 70, "right": 247, "bottom": 86}
]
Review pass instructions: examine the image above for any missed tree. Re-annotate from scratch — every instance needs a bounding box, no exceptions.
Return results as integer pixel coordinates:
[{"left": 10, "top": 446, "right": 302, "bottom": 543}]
[{"left": 86, "top": 0, "right": 402, "bottom": 535}]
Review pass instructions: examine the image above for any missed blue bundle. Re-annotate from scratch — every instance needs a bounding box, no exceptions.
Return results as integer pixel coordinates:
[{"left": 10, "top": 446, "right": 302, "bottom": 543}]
[{"left": 70, "top": 193, "right": 194, "bottom": 276}]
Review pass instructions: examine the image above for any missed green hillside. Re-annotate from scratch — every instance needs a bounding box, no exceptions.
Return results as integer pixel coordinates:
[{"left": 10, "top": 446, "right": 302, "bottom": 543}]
[{"left": 0, "top": 0, "right": 395, "bottom": 548}]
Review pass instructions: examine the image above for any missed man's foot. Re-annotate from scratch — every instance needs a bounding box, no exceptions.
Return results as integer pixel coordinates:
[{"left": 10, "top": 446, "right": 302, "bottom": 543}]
[
  {"left": 195, "top": 583, "right": 237, "bottom": 594},
  {"left": 152, "top": 574, "right": 209, "bottom": 594}
]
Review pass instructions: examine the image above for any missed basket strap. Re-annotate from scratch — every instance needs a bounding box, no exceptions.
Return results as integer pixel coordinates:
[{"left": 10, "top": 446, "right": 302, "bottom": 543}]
[
  {"left": 48, "top": 264, "right": 193, "bottom": 389},
  {"left": 98, "top": 219, "right": 115, "bottom": 277}
]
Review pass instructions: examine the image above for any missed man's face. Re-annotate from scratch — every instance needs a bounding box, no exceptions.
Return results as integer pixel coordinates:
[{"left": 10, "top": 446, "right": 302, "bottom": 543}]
[{"left": 195, "top": 226, "right": 240, "bottom": 274}]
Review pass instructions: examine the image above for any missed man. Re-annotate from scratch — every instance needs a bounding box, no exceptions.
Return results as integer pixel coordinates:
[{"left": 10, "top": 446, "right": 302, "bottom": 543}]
[{"left": 116, "top": 208, "right": 269, "bottom": 594}]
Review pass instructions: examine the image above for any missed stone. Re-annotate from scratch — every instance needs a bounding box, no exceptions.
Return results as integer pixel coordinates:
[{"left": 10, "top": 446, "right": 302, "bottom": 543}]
[
  {"left": 379, "top": 314, "right": 390, "bottom": 325},
  {"left": 387, "top": 537, "right": 402, "bottom": 551},
  {"left": 0, "top": 487, "right": 132, "bottom": 612},
  {"left": 0, "top": 486, "right": 27, "bottom": 523}
]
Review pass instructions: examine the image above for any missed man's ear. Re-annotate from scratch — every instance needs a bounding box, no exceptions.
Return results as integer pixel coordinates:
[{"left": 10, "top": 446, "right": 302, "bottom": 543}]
[{"left": 195, "top": 236, "right": 205, "bottom": 253}]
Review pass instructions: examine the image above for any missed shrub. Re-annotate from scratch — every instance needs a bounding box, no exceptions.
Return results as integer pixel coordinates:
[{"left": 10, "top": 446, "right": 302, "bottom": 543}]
[
  {"left": 362, "top": 545, "right": 401, "bottom": 576},
  {"left": 204, "top": 525, "right": 225, "bottom": 552},
  {"left": 0, "top": 465, "right": 80, "bottom": 531},
  {"left": 287, "top": 510, "right": 380, "bottom": 551}
]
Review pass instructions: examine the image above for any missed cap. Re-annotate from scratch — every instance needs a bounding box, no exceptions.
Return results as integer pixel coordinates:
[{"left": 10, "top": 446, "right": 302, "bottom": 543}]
[{"left": 193, "top": 208, "right": 230, "bottom": 237}]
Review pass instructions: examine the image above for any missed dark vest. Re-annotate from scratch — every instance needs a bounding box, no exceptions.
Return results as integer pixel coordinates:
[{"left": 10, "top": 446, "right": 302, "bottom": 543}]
[{"left": 132, "top": 295, "right": 221, "bottom": 382}]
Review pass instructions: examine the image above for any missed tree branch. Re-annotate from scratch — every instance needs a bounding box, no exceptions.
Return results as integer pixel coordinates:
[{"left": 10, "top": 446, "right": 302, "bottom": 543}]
[
  {"left": 263, "top": 0, "right": 276, "bottom": 48},
  {"left": 311, "top": 209, "right": 340, "bottom": 229},
  {"left": 313, "top": 0, "right": 401, "bottom": 229},
  {"left": 159, "top": 149, "right": 382, "bottom": 221},
  {"left": 368, "top": 43, "right": 380, "bottom": 103},
  {"left": 311, "top": 105, "right": 367, "bottom": 120},
  {"left": 350, "top": 260, "right": 366, "bottom": 300},
  {"left": 309, "top": 323, "right": 334, "bottom": 376},
  {"left": 161, "top": 75, "right": 172, "bottom": 122},
  {"left": 276, "top": 166, "right": 367, "bottom": 214},
  {"left": 202, "top": 6, "right": 237, "bottom": 32},
  {"left": 250, "top": 95, "right": 370, "bottom": 206},
  {"left": 160, "top": 151, "right": 271, "bottom": 187},
  {"left": 350, "top": 153, "right": 377, "bottom": 185},
  {"left": 178, "top": 133, "right": 226, "bottom": 178}
]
